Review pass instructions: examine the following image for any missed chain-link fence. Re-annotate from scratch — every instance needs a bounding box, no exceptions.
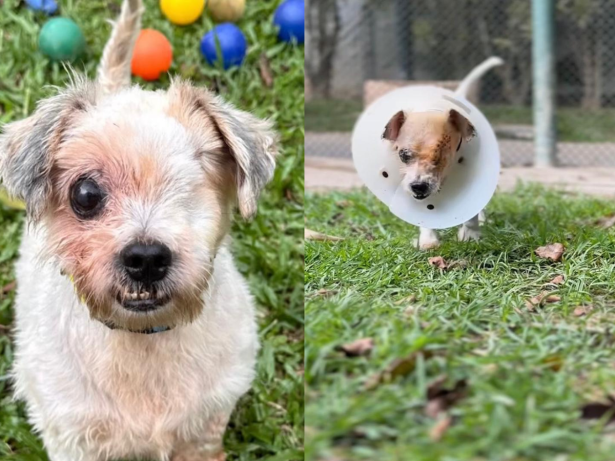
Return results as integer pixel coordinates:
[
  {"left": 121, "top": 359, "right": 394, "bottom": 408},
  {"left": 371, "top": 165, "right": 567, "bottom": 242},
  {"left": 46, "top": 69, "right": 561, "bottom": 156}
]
[{"left": 305, "top": 0, "right": 615, "bottom": 167}]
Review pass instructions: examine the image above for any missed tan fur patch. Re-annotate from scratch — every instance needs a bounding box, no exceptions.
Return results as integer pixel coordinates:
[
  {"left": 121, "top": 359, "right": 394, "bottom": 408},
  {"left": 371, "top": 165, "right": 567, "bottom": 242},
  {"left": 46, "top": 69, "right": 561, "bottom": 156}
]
[
  {"left": 43, "top": 118, "right": 228, "bottom": 330},
  {"left": 395, "top": 112, "right": 463, "bottom": 178}
]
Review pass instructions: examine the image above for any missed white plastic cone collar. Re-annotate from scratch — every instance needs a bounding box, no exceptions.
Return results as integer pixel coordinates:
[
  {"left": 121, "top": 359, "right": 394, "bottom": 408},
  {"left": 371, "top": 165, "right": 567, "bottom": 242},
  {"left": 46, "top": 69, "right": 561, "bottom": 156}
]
[{"left": 352, "top": 86, "right": 500, "bottom": 229}]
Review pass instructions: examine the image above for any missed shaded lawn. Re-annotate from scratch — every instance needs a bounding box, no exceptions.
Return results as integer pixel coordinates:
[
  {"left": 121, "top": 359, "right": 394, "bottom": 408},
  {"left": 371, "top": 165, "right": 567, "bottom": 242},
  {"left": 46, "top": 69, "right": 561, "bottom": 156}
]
[
  {"left": 0, "top": 0, "right": 304, "bottom": 460},
  {"left": 306, "top": 184, "right": 615, "bottom": 461}
]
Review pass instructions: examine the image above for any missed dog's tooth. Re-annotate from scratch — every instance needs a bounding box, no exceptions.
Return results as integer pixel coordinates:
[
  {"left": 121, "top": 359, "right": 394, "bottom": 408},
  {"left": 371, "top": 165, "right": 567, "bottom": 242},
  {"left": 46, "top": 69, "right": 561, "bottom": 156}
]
[
  {"left": 142, "top": 291, "right": 150, "bottom": 299},
  {"left": 130, "top": 292, "right": 138, "bottom": 300}
]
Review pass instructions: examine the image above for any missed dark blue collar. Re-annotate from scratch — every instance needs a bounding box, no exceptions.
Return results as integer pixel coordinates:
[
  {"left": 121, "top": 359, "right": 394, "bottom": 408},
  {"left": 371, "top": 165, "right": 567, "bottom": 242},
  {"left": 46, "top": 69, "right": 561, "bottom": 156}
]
[{"left": 102, "top": 320, "right": 172, "bottom": 334}]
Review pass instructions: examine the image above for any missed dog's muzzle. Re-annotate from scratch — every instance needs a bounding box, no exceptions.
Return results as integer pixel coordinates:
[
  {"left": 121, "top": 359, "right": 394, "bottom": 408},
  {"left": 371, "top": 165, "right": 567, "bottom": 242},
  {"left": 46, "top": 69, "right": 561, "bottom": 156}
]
[
  {"left": 409, "top": 181, "right": 431, "bottom": 200},
  {"left": 117, "top": 241, "right": 173, "bottom": 312}
]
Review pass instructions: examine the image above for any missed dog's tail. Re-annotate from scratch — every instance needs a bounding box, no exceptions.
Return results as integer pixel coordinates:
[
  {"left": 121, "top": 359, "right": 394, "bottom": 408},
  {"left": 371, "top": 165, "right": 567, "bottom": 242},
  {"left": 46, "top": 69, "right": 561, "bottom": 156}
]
[
  {"left": 97, "top": 0, "right": 144, "bottom": 95},
  {"left": 455, "top": 56, "right": 504, "bottom": 99}
]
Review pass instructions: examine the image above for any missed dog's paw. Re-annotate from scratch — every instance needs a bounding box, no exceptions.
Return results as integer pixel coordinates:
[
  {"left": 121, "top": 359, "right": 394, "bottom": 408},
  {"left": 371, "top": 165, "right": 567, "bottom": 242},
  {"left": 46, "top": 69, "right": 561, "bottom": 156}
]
[
  {"left": 413, "top": 237, "right": 441, "bottom": 250},
  {"left": 415, "top": 228, "right": 440, "bottom": 250},
  {"left": 458, "top": 225, "right": 481, "bottom": 242}
]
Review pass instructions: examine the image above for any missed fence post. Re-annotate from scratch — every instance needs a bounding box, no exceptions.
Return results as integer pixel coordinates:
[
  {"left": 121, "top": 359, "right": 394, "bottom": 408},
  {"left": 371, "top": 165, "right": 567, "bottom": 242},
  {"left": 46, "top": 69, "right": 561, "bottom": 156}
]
[{"left": 532, "top": 0, "right": 556, "bottom": 166}]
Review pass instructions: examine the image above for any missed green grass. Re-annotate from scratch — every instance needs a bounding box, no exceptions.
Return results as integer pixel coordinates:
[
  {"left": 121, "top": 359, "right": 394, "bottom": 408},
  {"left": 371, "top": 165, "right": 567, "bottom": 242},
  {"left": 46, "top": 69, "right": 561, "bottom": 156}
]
[
  {"left": 305, "top": 99, "right": 615, "bottom": 143},
  {"left": 0, "top": 1, "right": 304, "bottom": 460},
  {"left": 483, "top": 105, "right": 615, "bottom": 143},
  {"left": 306, "top": 184, "right": 615, "bottom": 461}
]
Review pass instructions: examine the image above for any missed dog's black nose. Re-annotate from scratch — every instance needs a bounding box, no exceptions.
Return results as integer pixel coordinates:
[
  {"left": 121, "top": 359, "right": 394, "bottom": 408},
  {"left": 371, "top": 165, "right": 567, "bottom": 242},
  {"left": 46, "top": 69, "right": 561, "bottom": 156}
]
[
  {"left": 120, "top": 242, "right": 172, "bottom": 285},
  {"left": 410, "top": 182, "right": 430, "bottom": 196}
]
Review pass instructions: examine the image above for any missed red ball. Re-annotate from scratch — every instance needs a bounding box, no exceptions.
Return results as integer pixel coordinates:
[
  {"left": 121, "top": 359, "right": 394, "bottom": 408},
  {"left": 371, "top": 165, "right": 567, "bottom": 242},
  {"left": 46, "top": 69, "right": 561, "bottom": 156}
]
[{"left": 131, "top": 29, "right": 173, "bottom": 81}]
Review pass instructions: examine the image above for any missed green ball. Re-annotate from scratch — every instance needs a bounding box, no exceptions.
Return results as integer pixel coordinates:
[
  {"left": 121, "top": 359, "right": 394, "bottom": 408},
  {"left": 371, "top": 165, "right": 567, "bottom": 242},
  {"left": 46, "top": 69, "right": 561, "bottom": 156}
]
[{"left": 39, "top": 17, "right": 86, "bottom": 62}]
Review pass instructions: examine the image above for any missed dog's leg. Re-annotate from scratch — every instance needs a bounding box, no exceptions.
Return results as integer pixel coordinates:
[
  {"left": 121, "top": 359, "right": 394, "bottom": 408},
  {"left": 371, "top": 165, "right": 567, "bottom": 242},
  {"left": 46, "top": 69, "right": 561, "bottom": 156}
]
[
  {"left": 478, "top": 209, "right": 486, "bottom": 225},
  {"left": 458, "top": 213, "right": 481, "bottom": 242},
  {"left": 413, "top": 227, "right": 440, "bottom": 250},
  {"left": 172, "top": 413, "right": 230, "bottom": 461}
]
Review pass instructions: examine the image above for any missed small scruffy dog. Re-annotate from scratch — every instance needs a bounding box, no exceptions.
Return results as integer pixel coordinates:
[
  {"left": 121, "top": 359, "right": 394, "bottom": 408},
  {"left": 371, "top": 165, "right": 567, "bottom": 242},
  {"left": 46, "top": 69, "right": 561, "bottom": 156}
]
[
  {"left": 0, "top": 0, "right": 277, "bottom": 459},
  {"left": 381, "top": 57, "right": 502, "bottom": 250}
]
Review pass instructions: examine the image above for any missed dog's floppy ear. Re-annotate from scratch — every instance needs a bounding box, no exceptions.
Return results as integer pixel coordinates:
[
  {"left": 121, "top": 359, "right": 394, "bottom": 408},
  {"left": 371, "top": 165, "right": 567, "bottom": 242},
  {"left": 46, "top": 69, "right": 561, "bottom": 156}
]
[
  {"left": 0, "top": 81, "right": 96, "bottom": 219},
  {"left": 207, "top": 98, "right": 277, "bottom": 219},
  {"left": 448, "top": 109, "right": 476, "bottom": 141},
  {"left": 168, "top": 81, "right": 277, "bottom": 220},
  {"left": 382, "top": 110, "right": 406, "bottom": 142}
]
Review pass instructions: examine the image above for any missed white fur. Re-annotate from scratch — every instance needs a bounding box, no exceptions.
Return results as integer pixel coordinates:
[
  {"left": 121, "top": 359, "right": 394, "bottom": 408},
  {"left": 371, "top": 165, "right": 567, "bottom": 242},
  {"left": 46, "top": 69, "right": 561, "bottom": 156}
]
[
  {"left": 4, "top": 1, "right": 274, "bottom": 458},
  {"left": 12, "top": 231, "right": 258, "bottom": 461},
  {"left": 417, "top": 57, "right": 502, "bottom": 250}
]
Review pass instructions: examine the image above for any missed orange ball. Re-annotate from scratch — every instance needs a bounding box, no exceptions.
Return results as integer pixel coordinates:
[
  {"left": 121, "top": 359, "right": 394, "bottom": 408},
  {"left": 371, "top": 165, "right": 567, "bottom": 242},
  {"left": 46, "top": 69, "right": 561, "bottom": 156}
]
[{"left": 131, "top": 29, "right": 173, "bottom": 81}]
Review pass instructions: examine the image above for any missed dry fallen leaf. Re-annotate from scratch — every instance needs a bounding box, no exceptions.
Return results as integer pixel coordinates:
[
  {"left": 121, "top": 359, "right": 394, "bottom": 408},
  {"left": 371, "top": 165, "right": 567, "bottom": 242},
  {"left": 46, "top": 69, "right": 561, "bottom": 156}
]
[
  {"left": 574, "top": 305, "right": 593, "bottom": 317},
  {"left": 428, "top": 256, "right": 448, "bottom": 270},
  {"left": 305, "top": 229, "right": 344, "bottom": 242},
  {"left": 258, "top": 53, "right": 274, "bottom": 87},
  {"left": 543, "top": 355, "right": 563, "bottom": 371},
  {"left": 395, "top": 294, "right": 417, "bottom": 305},
  {"left": 1, "top": 281, "right": 15, "bottom": 294},
  {"left": 335, "top": 200, "right": 352, "bottom": 208},
  {"left": 337, "top": 338, "right": 375, "bottom": 357},
  {"left": 544, "top": 275, "right": 565, "bottom": 286},
  {"left": 314, "top": 288, "right": 338, "bottom": 298},
  {"left": 429, "top": 415, "right": 452, "bottom": 441},
  {"left": 535, "top": 243, "right": 564, "bottom": 262},
  {"left": 425, "top": 377, "right": 468, "bottom": 418},
  {"left": 526, "top": 291, "right": 561, "bottom": 311},
  {"left": 364, "top": 350, "right": 434, "bottom": 390},
  {"left": 448, "top": 260, "right": 468, "bottom": 270},
  {"left": 596, "top": 215, "right": 615, "bottom": 229},
  {"left": 426, "top": 375, "right": 448, "bottom": 397},
  {"left": 581, "top": 397, "right": 615, "bottom": 422},
  {"left": 428, "top": 257, "right": 467, "bottom": 271},
  {"left": 427, "top": 375, "right": 468, "bottom": 408},
  {"left": 425, "top": 399, "right": 446, "bottom": 420}
]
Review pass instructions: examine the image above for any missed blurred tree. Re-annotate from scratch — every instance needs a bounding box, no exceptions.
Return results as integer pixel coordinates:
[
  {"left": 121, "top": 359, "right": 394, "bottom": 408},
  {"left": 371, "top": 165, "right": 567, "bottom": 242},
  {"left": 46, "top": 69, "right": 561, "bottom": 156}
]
[
  {"left": 482, "top": 0, "right": 532, "bottom": 106},
  {"left": 557, "top": 0, "right": 603, "bottom": 109},
  {"left": 306, "top": 0, "right": 341, "bottom": 98}
]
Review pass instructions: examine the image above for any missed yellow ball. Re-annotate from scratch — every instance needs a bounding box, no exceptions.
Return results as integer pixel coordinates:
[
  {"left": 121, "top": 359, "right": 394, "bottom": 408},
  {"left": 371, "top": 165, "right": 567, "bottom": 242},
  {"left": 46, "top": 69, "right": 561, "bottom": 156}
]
[
  {"left": 207, "top": 0, "right": 245, "bottom": 22},
  {"left": 0, "top": 188, "right": 25, "bottom": 210},
  {"left": 161, "top": 0, "right": 205, "bottom": 25}
]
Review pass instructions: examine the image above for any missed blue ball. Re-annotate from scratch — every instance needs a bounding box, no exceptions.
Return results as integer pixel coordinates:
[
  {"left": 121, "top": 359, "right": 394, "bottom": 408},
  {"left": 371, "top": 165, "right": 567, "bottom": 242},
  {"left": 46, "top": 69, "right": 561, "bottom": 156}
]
[
  {"left": 200, "top": 23, "right": 247, "bottom": 70},
  {"left": 274, "top": 0, "right": 304, "bottom": 44},
  {"left": 26, "top": 0, "right": 58, "bottom": 14}
]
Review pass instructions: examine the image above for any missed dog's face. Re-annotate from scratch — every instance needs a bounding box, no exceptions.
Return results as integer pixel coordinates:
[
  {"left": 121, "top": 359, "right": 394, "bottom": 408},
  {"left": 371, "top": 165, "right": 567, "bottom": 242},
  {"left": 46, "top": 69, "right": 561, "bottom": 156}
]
[
  {"left": 0, "top": 79, "right": 276, "bottom": 331},
  {"left": 382, "top": 109, "right": 475, "bottom": 200}
]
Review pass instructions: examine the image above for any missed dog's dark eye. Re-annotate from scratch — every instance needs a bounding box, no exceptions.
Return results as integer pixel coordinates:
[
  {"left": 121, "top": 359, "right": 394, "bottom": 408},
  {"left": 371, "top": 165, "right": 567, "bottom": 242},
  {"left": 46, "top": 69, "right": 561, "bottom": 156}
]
[
  {"left": 70, "top": 178, "right": 106, "bottom": 219},
  {"left": 398, "top": 149, "right": 412, "bottom": 164}
]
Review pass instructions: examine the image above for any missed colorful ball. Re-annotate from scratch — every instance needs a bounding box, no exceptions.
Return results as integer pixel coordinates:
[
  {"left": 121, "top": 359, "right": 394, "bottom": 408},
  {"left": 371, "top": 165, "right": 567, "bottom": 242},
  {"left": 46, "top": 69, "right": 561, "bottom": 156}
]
[
  {"left": 26, "top": 0, "right": 58, "bottom": 15},
  {"left": 131, "top": 29, "right": 173, "bottom": 81},
  {"left": 274, "top": 0, "right": 304, "bottom": 44},
  {"left": 38, "top": 17, "right": 86, "bottom": 62},
  {"left": 200, "top": 23, "right": 246, "bottom": 69},
  {"left": 0, "top": 189, "right": 25, "bottom": 211},
  {"left": 207, "top": 0, "right": 245, "bottom": 23},
  {"left": 160, "top": 0, "right": 205, "bottom": 25}
]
